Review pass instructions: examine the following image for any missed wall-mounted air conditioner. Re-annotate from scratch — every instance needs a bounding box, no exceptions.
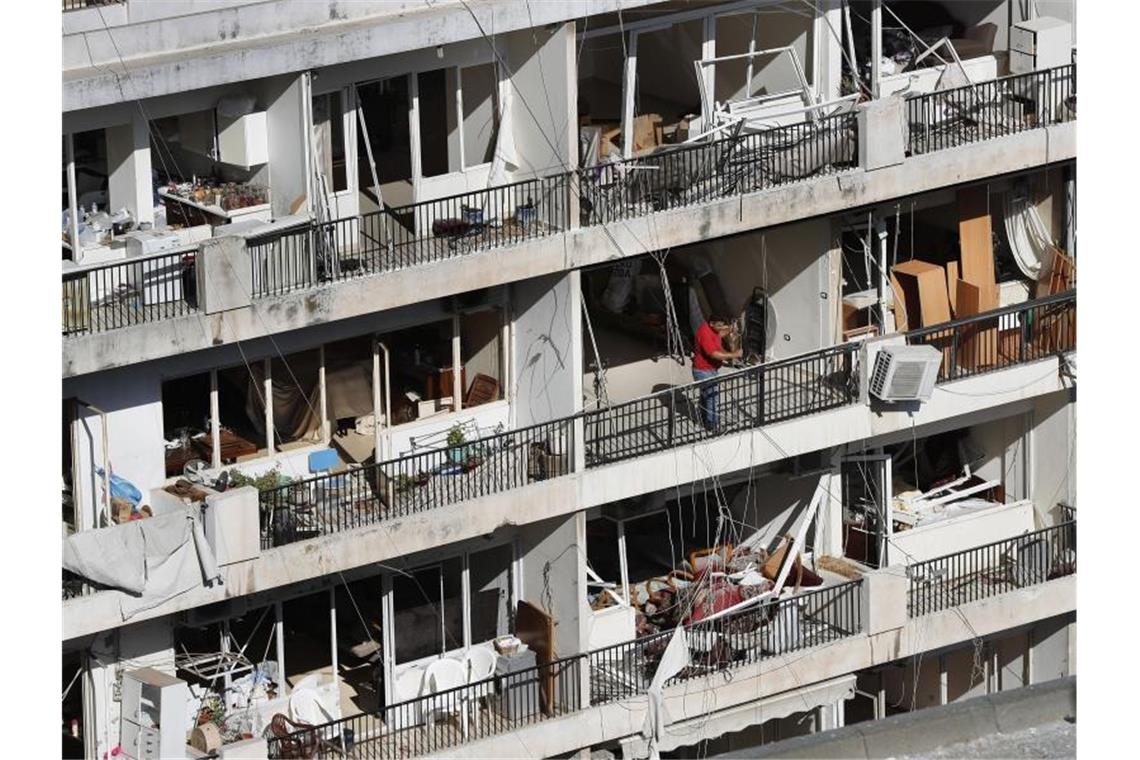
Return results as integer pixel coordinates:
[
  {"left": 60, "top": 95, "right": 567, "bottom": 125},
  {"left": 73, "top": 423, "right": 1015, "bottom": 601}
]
[{"left": 868, "top": 344, "right": 941, "bottom": 402}]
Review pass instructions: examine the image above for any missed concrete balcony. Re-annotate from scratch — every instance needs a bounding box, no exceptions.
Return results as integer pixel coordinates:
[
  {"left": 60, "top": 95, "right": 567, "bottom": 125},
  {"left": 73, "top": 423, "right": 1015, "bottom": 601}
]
[
  {"left": 62, "top": 84, "right": 1075, "bottom": 378},
  {"left": 63, "top": 0, "right": 664, "bottom": 111},
  {"left": 62, "top": 294, "right": 1074, "bottom": 641},
  {"left": 260, "top": 522, "right": 1075, "bottom": 759}
]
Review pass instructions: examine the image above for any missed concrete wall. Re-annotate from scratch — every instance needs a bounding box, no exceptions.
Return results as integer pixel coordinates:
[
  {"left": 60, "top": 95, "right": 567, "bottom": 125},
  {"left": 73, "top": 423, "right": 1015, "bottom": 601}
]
[
  {"left": 504, "top": 22, "right": 577, "bottom": 177},
  {"left": 512, "top": 271, "right": 583, "bottom": 424},
  {"left": 517, "top": 513, "right": 585, "bottom": 658},
  {"left": 1030, "top": 389, "right": 1075, "bottom": 524},
  {"left": 261, "top": 73, "right": 310, "bottom": 217},
  {"left": 972, "top": 411, "right": 1030, "bottom": 502},
  {"left": 64, "top": 0, "right": 664, "bottom": 112},
  {"left": 1030, "top": 614, "right": 1072, "bottom": 684}
]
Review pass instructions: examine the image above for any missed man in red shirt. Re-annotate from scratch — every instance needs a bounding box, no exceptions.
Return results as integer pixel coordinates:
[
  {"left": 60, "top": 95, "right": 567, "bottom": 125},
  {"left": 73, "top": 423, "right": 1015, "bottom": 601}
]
[{"left": 692, "top": 314, "right": 741, "bottom": 432}]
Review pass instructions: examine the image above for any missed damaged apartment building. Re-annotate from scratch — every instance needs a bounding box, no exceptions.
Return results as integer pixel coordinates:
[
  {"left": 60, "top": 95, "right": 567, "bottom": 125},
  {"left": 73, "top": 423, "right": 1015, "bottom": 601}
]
[{"left": 60, "top": 1, "right": 1075, "bottom": 758}]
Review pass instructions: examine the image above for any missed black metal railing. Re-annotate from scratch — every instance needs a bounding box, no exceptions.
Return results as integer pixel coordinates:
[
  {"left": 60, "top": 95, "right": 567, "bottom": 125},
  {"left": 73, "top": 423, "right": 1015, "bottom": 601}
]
[
  {"left": 259, "top": 418, "right": 574, "bottom": 550},
  {"left": 583, "top": 343, "right": 859, "bottom": 466},
  {"left": 266, "top": 654, "right": 583, "bottom": 759},
  {"left": 906, "top": 291, "right": 1075, "bottom": 383},
  {"left": 589, "top": 580, "right": 863, "bottom": 705},
  {"left": 579, "top": 111, "right": 858, "bottom": 226},
  {"left": 906, "top": 63, "right": 1075, "bottom": 155},
  {"left": 62, "top": 248, "right": 200, "bottom": 336},
  {"left": 907, "top": 521, "right": 1076, "bottom": 617},
  {"left": 248, "top": 173, "right": 571, "bottom": 298},
  {"left": 63, "top": 0, "right": 125, "bottom": 10}
]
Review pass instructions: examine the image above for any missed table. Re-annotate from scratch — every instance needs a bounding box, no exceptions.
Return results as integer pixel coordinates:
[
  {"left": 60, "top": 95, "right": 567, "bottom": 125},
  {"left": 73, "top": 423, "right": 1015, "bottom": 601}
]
[
  {"left": 194, "top": 429, "right": 260, "bottom": 465},
  {"left": 158, "top": 189, "right": 272, "bottom": 228}
]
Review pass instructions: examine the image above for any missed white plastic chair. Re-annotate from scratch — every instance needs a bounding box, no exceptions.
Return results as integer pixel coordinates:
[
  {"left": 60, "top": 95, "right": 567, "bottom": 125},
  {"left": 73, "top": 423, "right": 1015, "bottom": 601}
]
[
  {"left": 424, "top": 658, "right": 469, "bottom": 738},
  {"left": 391, "top": 666, "right": 426, "bottom": 728},
  {"left": 462, "top": 648, "right": 499, "bottom": 732}
]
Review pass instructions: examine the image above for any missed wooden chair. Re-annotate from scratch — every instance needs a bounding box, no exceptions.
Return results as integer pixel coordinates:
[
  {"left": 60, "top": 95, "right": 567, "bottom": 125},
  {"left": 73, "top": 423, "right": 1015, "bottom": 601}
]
[{"left": 268, "top": 713, "right": 317, "bottom": 759}]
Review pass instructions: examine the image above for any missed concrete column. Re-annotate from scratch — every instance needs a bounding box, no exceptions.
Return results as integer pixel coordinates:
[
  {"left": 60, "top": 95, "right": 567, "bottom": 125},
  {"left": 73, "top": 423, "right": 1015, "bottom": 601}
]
[
  {"left": 860, "top": 566, "right": 908, "bottom": 636},
  {"left": 66, "top": 133, "right": 80, "bottom": 256},
  {"left": 621, "top": 33, "right": 638, "bottom": 159},
  {"left": 105, "top": 113, "right": 155, "bottom": 228},
  {"left": 574, "top": 511, "right": 591, "bottom": 708},
  {"left": 870, "top": 0, "right": 882, "bottom": 99},
  {"left": 938, "top": 654, "right": 949, "bottom": 706}
]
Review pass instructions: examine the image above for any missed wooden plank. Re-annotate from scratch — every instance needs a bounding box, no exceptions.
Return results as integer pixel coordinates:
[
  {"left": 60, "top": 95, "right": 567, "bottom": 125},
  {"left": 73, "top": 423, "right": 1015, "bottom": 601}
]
[
  {"left": 946, "top": 261, "right": 960, "bottom": 315},
  {"left": 955, "top": 279, "right": 999, "bottom": 370},
  {"left": 957, "top": 186, "right": 999, "bottom": 310},
  {"left": 889, "top": 272, "right": 908, "bottom": 331}
]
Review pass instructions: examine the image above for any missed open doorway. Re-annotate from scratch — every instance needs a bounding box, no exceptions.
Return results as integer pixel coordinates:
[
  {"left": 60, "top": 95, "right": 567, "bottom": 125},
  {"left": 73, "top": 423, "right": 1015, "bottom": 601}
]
[{"left": 356, "top": 77, "right": 414, "bottom": 212}]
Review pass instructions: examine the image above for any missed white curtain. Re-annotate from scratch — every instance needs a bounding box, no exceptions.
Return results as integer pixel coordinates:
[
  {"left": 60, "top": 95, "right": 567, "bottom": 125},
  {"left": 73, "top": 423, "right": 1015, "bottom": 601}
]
[
  {"left": 1003, "top": 184, "right": 1055, "bottom": 280},
  {"left": 488, "top": 64, "right": 520, "bottom": 186}
]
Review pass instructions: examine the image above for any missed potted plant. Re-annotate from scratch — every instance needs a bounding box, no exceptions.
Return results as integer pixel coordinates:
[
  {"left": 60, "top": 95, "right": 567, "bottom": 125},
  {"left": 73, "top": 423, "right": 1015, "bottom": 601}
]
[{"left": 447, "top": 424, "right": 468, "bottom": 464}]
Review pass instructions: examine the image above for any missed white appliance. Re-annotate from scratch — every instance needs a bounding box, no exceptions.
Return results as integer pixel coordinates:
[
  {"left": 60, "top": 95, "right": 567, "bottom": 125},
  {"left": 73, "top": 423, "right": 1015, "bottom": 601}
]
[
  {"left": 1009, "top": 17, "right": 1072, "bottom": 74},
  {"left": 125, "top": 231, "right": 182, "bottom": 258},
  {"left": 120, "top": 668, "right": 191, "bottom": 760},
  {"left": 868, "top": 344, "right": 941, "bottom": 402}
]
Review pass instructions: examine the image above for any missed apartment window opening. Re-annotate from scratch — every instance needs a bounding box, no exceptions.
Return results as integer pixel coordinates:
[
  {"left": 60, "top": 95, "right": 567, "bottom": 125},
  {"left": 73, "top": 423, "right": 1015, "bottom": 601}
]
[
  {"left": 461, "top": 63, "right": 499, "bottom": 168},
  {"left": 381, "top": 319, "right": 457, "bottom": 425},
  {"left": 323, "top": 335, "right": 377, "bottom": 465},
  {"left": 161, "top": 372, "right": 213, "bottom": 477},
  {"left": 312, "top": 91, "right": 348, "bottom": 192},
  {"left": 392, "top": 558, "right": 465, "bottom": 664},
  {"left": 459, "top": 308, "right": 505, "bottom": 407}
]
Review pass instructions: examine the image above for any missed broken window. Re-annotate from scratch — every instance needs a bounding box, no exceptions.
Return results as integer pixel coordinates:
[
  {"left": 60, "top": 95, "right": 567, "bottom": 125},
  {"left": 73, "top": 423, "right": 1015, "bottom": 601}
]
[
  {"left": 632, "top": 20, "right": 704, "bottom": 152},
  {"left": 61, "top": 650, "right": 84, "bottom": 759},
  {"left": 417, "top": 69, "right": 455, "bottom": 178},
  {"left": 312, "top": 90, "right": 348, "bottom": 192},
  {"left": 392, "top": 558, "right": 465, "bottom": 663},
  {"left": 460, "top": 307, "right": 504, "bottom": 407},
  {"left": 461, "top": 63, "right": 499, "bottom": 168},
  {"left": 381, "top": 319, "right": 457, "bottom": 425},
  {"left": 217, "top": 365, "right": 272, "bottom": 462},
  {"left": 282, "top": 591, "right": 334, "bottom": 692},
  {"left": 69, "top": 129, "right": 109, "bottom": 213},
  {"left": 712, "top": 10, "right": 813, "bottom": 103},
  {"left": 267, "top": 349, "right": 323, "bottom": 450},
  {"left": 469, "top": 544, "right": 514, "bottom": 644},
  {"left": 323, "top": 335, "right": 377, "bottom": 465},
  {"left": 355, "top": 76, "right": 412, "bottom": 199},
  {"left": 161, "top": 372, "right": 213, "bottom": 477}
]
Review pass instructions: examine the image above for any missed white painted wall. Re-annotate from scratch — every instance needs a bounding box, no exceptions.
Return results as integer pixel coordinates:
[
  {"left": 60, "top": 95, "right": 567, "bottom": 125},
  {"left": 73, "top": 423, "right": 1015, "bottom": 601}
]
[
  {"left": 504, "top": 22, "right": 577, "bottom": 177},
  {"left": 261, "top": 74, "right": 310, "bottom": 218},
  {"left": 518, "top": 513, "right": 584, "bottom": 659},
  {"left": 1030, "top": 389, "right": 1075, "bottom": 525},
  {"left": 512, "top": 271, "right": 583, "bottom": 424},
  {"left": 683, "top": 218, "right": 832, "bottom": 360}
]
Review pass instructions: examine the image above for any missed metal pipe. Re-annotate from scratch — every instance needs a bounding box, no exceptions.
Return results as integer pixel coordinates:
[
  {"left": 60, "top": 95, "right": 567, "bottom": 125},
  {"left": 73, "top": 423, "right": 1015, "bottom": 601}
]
[{"left": 77, "top": 400, "right": 110, "bottom": 528}]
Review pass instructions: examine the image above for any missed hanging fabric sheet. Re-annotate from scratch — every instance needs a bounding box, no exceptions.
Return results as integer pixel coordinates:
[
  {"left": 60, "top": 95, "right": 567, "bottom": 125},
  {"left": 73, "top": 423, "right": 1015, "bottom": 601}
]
[{"left": 1003, "top": 184, "right": 1055, "bottom": 280}]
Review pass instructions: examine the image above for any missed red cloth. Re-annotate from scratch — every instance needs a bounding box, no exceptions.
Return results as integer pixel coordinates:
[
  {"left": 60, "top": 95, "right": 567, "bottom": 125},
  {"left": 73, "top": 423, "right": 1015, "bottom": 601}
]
[{"left": 692, "top": 322, "right": 724, "bottom": 371}]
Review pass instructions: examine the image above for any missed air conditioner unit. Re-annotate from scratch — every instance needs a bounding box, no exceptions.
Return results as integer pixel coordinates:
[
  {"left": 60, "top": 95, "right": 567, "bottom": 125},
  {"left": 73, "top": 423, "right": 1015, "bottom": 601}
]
[{"left": 868, "top": 344, "right": 941, "bottom": 402}]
